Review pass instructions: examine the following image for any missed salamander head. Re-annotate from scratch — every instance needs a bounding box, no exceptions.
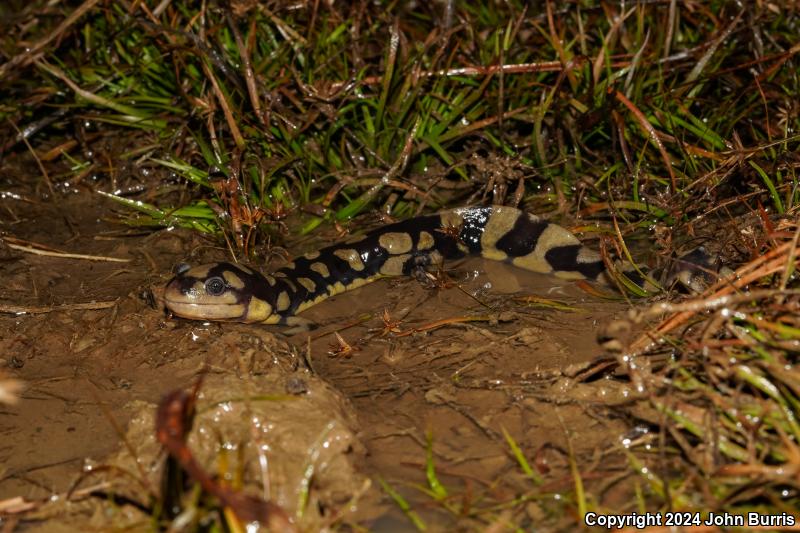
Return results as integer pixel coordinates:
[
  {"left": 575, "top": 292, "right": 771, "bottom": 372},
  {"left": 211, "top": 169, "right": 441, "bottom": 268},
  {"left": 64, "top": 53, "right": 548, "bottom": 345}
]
[{"left": 164, "top": 262, "right": 279, "bottom": 323}]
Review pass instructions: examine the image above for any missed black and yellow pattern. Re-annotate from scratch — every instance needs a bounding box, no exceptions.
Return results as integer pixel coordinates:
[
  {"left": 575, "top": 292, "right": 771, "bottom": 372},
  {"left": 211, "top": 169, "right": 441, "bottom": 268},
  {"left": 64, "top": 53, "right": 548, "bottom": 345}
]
[{"left": 163, "top": 206, "right": 661, "bottom": 326}]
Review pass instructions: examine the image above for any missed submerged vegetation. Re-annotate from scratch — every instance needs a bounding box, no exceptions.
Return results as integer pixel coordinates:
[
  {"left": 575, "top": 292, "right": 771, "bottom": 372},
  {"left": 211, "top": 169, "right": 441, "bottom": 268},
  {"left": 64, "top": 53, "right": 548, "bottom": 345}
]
[{"left": 1, "top": 0, "right": 799, "bottom": 530}]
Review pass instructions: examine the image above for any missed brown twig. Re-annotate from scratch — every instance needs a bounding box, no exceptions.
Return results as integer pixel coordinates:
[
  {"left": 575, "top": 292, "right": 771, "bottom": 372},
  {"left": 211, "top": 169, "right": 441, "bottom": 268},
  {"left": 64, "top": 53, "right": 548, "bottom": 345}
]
[
  {"left": 3, "top": 237, "right": 131, "bottom": 262},
  {"left": 610, "top": 87, "right": 677, "bottom": 193},
  {"left": 200, "top": 61, "right": 246, "bottom": 150},
  {"left": 393, "top": 315, "right": 494, "bottom": 337},
  {"left": 229, "top": 14, "right": 265, "bottom": 127},
  {"left": 326, "top": 58, "right": 619, "bottom": 92},
  {"left": 6, "top": 119, "right": 55, "bottom": 196},
  {"left": 0, "top": 301, "right": 118, "bottom": 315},
  {"left": 0, "top": 0, "right": 102, "bottom": 81},
  {"left": 156, "top": 386, "right": 296, "bottom": 531}
]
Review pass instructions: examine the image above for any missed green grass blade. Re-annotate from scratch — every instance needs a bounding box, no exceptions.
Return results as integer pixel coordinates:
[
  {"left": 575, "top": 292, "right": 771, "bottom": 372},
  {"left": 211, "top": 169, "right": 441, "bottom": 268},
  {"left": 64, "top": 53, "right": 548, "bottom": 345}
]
[
  {"left": 378, "top": 477, "right": 427, "bottom": 531},
  {"left": 501, "top": 426, "right": 542, "bottom": 484}
]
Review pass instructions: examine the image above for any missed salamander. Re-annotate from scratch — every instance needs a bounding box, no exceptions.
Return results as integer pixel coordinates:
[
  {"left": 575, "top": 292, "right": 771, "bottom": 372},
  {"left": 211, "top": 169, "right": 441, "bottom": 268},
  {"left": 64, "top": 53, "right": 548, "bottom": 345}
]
[{"left": 163, "top": 205, "right": 716, "bottom": 328}]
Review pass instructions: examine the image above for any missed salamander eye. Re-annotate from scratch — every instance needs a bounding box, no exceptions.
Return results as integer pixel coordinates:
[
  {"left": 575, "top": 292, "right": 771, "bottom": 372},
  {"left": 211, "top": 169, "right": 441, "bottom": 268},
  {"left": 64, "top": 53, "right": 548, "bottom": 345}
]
[{"left": 205, "top": 277, "right": 226, "bottom": 296}]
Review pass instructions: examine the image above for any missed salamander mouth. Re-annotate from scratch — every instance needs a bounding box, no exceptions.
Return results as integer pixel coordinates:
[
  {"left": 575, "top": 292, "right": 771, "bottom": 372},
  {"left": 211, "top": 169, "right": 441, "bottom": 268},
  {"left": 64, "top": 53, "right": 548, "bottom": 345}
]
[{"left": 163, "top": 298, "right": 246, "bottom": 320}]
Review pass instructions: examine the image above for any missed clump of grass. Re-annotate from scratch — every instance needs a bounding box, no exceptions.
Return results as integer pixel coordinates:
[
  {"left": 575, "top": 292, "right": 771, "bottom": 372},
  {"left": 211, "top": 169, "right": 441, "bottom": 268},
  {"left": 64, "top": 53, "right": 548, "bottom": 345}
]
[
  {"left": 2, "top": 2, "right": 797, "bottom": 254},
  {"left": 614, "top": 222, "right": 800, "bottom": 517}
]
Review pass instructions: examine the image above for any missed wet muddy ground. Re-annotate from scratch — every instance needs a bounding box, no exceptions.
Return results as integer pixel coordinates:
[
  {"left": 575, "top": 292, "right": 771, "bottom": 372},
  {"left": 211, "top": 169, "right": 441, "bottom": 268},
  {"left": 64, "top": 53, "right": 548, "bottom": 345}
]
[{"left": 1, "top": 188, "right": 655, "bottom": 530}]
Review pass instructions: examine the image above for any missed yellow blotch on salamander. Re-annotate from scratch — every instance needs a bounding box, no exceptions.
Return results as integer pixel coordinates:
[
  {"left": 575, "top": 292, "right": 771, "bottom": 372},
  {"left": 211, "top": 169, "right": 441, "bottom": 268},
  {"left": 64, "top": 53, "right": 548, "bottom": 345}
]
[
  {"left": 511, "top": 224, "right": 580, "bottom": 274},
  {"left": 380, "top": 254, "right": 411, "bottom": 276},
  {"left": 333, "top": 248, "right": 365, "bottom": 271},
  {"left": 223, "top": 270, "right": 245, "bottom": 289},
  {"left": 297, "top": 277, "right": 316, "bottom": 292},
  {"left": 480, "top": 207, "right": 520, "bottom": 261},
  {"left": 276, "top": 291, "right": 291, "bottom": 311},
  {"left": 187, "top": 264, "right": 213, "bottom": 279},
  {"left": 417, "top": 231, "right": 435, "bottom": 250},
  {"left": 378, "top": 232, "right": 413, "bottom": 254},
  {"left": 247, "top": 297, "right": 273, "bottom": 322},
  {"left": 439, "top": 210, "right": 464, "bottom": 230},
  {"left": 310, "top": 262, "right": 330, "bottom": 278}
]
